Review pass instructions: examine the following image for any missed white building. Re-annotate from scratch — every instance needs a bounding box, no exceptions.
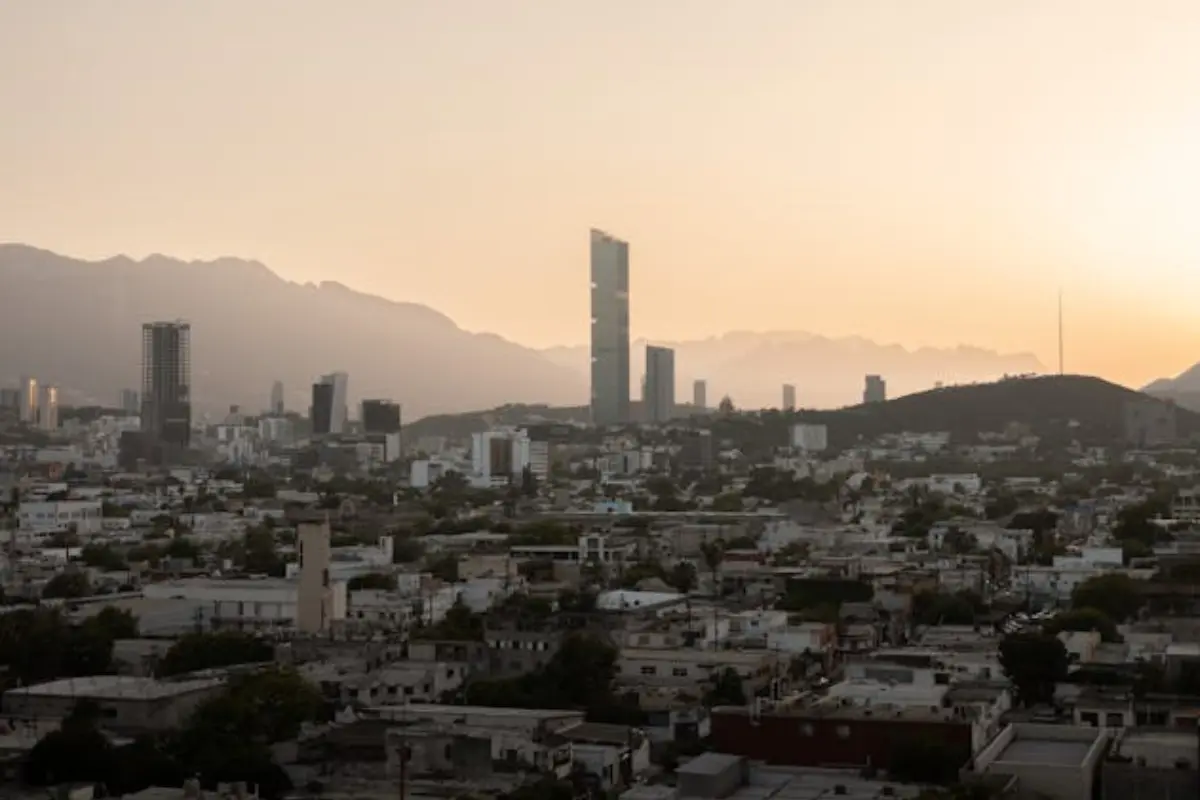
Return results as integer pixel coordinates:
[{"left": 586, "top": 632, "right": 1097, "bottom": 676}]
[
  {"left": 17, "top": 500, "right": 104, "bottom": 536},
  {"left": 471, "top": 428, "right": 533, "bottom": 488},
  {"left": 38, "top": 385, "right": 58, "bottom": 431},
  {"left": 142, "top": 575, "right": 347, "bottom": 631},
  {"left": 258, "top": 416, "right": 294, "bottom": 445},
  {"left": 791, "top": 424, "right": 828, "bottom": 453}
]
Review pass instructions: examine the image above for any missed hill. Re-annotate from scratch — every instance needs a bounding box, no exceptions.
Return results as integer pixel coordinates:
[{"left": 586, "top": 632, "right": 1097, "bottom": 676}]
[
  {"left": 540, "top": 331, "right": 1044, "bottom": 409},
  {"left": 407, "top": 375, "right": 1198, "bottom": 451},
  {"left": 1143, "top": 364, "right": 1200, "bottom": 412},
  {"left": 0, "top": 245, "right": 584, "bottom": 418}
]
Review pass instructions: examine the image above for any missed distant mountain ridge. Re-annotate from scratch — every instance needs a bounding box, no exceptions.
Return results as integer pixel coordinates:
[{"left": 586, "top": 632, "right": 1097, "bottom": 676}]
[
  {"left": 0, "top": 244, "right": 584, "bottom": 418},
  {"left": 1143, "top": 362, "right": 1200, "bottom": 412},
  {"left": 541, "top": 332, "right": 1045, "bottom": 410}
]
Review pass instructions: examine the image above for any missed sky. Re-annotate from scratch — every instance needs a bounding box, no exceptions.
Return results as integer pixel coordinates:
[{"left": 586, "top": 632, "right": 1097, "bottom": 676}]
[{"left": 3, "top": 1, "right": 1200, "bottom": 389}]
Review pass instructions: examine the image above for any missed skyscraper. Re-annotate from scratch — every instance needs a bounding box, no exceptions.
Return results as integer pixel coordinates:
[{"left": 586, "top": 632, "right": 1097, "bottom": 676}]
[
  {"left": 18, "top": 376, "right": 37, "bottom": 425},
  {"left": 693, "top": 379, "right": 707, "bottom": 411},
  {"left": 141, "top": 321, "right": 192, "bottom": 448},
  {"left": 644, "top": 345, "right": 676, "bottom": 424},
  {"left": 270, "top": 380, "right": 285, "bottom": 415},
  {"left": 361, "top": 399, "right": 401, "bottom": 433},
  {"left": 310, "top": 372, "right": 348, "bottom": 434},
  {"left": 120, "top": 389, "right": 140, "bottom": 415},
  {"left": 590, "top": 229, "right": 630, "bottom": 426},
  {"left": 863, "top": 374, "right": 887, "bottom": 404},
  {"left": 782, "top": 384, "right": 796, "bottom": 412},
  {"left": 38, "top": 385, "right": 58, "bottom": 431}
]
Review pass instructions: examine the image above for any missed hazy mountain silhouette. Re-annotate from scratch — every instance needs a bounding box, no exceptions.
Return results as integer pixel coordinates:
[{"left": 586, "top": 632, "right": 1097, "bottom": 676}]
[
  {"left": 541, "top": 332, "right": 1045, "bottom": 409},
  {"left": 0, "top": 245, "right": 584, "bottom": 418},
  {"left": 1143, "top": 365, "right": 1200, "bottom": 412}
]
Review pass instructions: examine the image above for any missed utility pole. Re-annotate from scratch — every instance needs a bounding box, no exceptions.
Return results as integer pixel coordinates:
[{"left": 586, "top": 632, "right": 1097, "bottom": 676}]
[{"left": 1058, "top": 290, "right": 1064, "bottom": 376}]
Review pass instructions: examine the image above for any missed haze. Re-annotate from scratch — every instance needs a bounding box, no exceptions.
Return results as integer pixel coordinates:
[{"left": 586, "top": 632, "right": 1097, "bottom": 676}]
[{"left": 2, "top": 1, "right": 1200, "bottom": 389}]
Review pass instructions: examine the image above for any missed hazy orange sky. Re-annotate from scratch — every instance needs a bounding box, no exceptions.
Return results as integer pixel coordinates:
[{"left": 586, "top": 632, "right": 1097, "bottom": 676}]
[{"left": 3, "top": 1, "right": 1200, "bottom": 389}]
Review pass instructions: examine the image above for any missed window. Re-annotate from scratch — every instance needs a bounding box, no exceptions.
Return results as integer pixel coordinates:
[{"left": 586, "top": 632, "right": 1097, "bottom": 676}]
[
  {"left": 835, "top": 725, "right": 851, "bottom": 739},
  {"left": 1080, "top": 712, "right": 1099, "bottom": 727},
  {"left": 672, "top": 667, "right": 689, "bottom": 678},
  {"left": 640, "top": 665, "right": 657, "bottom": 676},
  {"left": 800, "top": 723, "right": 814, "bottom": 736},
  {"left": 1105, "top": 713, "right": 1124, "bottom": 728}
]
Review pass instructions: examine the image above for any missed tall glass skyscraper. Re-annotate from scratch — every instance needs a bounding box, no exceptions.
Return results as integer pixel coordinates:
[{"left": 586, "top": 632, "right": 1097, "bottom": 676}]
[
  {"left": 590, "top": 229, "right": 630, "bottom": 426},
  {"left": 141, "top": 321, "right": 191, "bottom": 448},
  {"left": 644, "top": 345, "right": 676, "bottom": 424}
]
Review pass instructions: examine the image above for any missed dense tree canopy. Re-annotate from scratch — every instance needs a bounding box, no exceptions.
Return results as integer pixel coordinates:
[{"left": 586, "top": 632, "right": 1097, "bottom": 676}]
[
  {"left": 157, "top": 631, "right": 274, "bottom": 678},
  {"left": 999, "top": 632, "right": 1068, "bottom": 706}
]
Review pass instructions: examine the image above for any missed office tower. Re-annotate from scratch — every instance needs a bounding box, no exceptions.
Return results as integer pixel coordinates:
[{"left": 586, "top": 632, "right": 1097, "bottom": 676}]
[
  {"left": 863, "top": 374, "right": 887, "bottom": 405},
  {"left": 0, "top": 388, "right": 18, "bottom": 413},
  {"left": 270, "top": 380, "right": 285, "bottom": 415},
  {"left": 471, "top": 428, "right": 534, "bottom": 486},
  {"left": 782, "top": 384, "right": 796, "bottom": 412},
  {"left": 311, "top": 372, "right": 348, "bottom": 435},
  {"left": 296, "top": 520, "right": 333, "bottom": 634},
  {"left": 120, "top": 389, "right": 140, "bottom": 415},
  {"left": 361, "top": 399, "right": 402, "bottom": 433},
  {"left": 141, "top": 322, "right": 192, "bottom": 448},
  {"left": 311, "top": 380, "right": 334, "bottom": 435},
  {"left": 18, "top": 376, "right": 37, "bottom": 425},
  {"left": 590, "top": 229, "right": 630, "bottom": 426},
  {"left": 38, "top": 385, "right": 58, "bottom": 430},
  {"left": 644, "top": 345, "right": 676, "bottom": 424},
  {"left": 693, "top": 379, "right": 707, "bottom": 411}
]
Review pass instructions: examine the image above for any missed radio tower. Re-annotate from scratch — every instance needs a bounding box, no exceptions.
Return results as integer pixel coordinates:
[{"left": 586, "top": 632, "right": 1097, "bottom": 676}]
[{"left": 1057, "top": 290, "right": 1064, "bottom": 376}]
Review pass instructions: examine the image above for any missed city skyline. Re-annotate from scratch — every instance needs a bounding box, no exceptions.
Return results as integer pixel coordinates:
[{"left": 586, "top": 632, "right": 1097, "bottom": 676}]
[{"left": 6, "top": 3, "right": 1200, "bottom": 390}]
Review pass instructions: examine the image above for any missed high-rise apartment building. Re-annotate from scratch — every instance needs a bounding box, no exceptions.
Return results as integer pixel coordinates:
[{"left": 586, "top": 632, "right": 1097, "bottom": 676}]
[
  {"left": 361, "top": 399, "right": 401, "bottom": 434},
  {"left": 18, "top": 376, "right": 37, "bottom": 425},
  {"left": 644, "top": 345, "right": 676, "bottom": 424},
  {"left": 782, "top": 384, "right": 796, "bottom": 412},
  {"left": 863, "top": 375, "right": 887, "bottom": 405},
  {"left": 310, "top": 372, "right": 348, "bottom": 435},
  {"left": 141, "top": 322, "right": 192, "bottom": 448},
  {"left": 693, "top": 379, "right": 707, "bottom": 411},
  {"left": 270, "top": 380, "right": 285, "bottom": 415},
  {"left": 38, "top": 385, "right": 58, "bottom": 431},
  {"left": 590, "top": 229, "right": 630, "bottom": 427}
]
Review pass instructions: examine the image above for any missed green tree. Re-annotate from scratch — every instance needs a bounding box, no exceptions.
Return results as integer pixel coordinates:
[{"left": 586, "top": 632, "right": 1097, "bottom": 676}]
[
  {"left": 391, "top": 536, "right": 424, "bottom": 564},
  {"left": 347, "top": 572, "right": 397, "bottom": 591},
  {"left": 710, "top": 492, "right": 744, "bottom": 512},
  {"left": 668, "top": 562, "right": 697, "bottom": 594},
  {"left": 1071, "top": 574, "right": 1143, "bottom": 622},
  {"left": 999, "top": 632, "right": 1068, "bottom": 706},
  {"left": 1047, "top": 608, "right": 1120, "bottom": 643},
  {"left": 42, "top": 571, "right": 91, "bottom": 600},
  {"left": 80, "top": 542, "right": 128, "bottom": 570},
  {"left": 242, "top": 527, "right": 285, "bottom": 576},
  {"left": 704, "top": 668, "right": 746, "bottom": 707},
  {"left": 157, "top": 631, "right": 274, "bottom": 677}
]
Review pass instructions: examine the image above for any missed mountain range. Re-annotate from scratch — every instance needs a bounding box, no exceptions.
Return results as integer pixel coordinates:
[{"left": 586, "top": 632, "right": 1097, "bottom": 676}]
[
  {"left": 1143, "top": 365, "right": 1200, "bottom": 412},
  {"left": 541, "top": 334, "right": 1044, "bottom": 410},
  {"left": 0, "top": 245, "right": 1045, "bottom": 418}
]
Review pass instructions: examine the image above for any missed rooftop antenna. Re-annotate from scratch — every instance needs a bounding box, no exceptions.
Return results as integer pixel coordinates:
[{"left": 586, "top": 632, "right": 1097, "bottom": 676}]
[{"left": 1057, "top": 289, "right": 1064, "bottom": 376}]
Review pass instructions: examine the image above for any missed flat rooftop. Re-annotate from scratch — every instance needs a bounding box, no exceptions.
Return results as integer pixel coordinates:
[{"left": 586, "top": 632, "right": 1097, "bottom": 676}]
[
  {"left": 998, "top": 739, "right": 1092, "bottom": 767},
  {"left": 5, "top": 675, "right": 222, "bottom": 701}
]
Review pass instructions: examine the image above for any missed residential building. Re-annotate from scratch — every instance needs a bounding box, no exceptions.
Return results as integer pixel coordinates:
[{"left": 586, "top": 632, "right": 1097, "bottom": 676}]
[
  {"left": 17, "top": 499, "right": 103, "bottom": 536},
  {"left": 644, "top": 345, "right": 675, "bottom": 424},
  {"left": 38, "top": 385, "right": 58, "bottom": 431},
  {"left": 140, "top": 577, "right": 347, "bottom": 632},
  {"left": 791, "top": 424, "right": 828, "bottom": 453},
  {"left": 590, "top": 228, "right": 631, "bottom": 427},
  {"left": 18, "top": 376, "right": 37, "bottom": 425},
  {"left": 782, "top": 384, "right": 796, "bottom": 412},
  {"left": 297, "top": 520, "right": 334, "bottom": 634},
  {"left": 361, "top": 399, "right": 402, "bottom": 434},
  {"left": 141, "top": 321, "right": 192, "bottom": 448},
  {"left": 966, "top": 723, "right": 1109, "bottom": 800},
  {"left": 2, "top": 676, "right": 222, "bottom": 734},
  {"left": 693, "top": 379, "right": 707, "bottom": 411},
  {"left": 863, "top": 375, "right": 886, "bottom": 404},
  {"left": 270, "top": 380, "right": 284, "bottom": 415}
]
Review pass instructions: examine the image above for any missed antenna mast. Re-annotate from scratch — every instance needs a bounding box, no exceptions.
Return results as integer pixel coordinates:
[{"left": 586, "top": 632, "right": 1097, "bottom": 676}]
[{"left": 1057, "top": 290, "right": 1064, "bottom": 376}]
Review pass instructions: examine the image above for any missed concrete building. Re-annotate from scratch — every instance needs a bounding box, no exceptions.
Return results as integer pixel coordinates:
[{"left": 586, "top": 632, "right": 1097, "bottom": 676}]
[
  {"left": 644, "top": 345, "right": 676, "bottom": 424},
  {"left": 791, "top": 424, "right": 828, "bottom": 453},
  {"left": 2, "top": 676, "right": 222, "bottom": 734},
  {"left": 967, "top": 723, "right": 1109, "bottom": 800},
  {"left": 297, "top": 520, "right": 334, "bottom": 634},
  {"left": 1102, "top": 727, "right": 1199, "bottom": 800},
  {"left": 472, "top": 428, "right": 540, "bottom": 487},
  {"left": 18, "top": 376, "right": 37, "bottom": 425},
  {"left": 590, "top": 228, "right": 631, "bottom": 427},
  {"left": 782, "top": 384, "right": 796, "bottom": 412},
  {"left": 38, "top": 385, "right": 58, "bottom": 431},
  {"left": 141, "top": 321, "right": 192, "bottom": 448},
  {"left": 120, "top": 388, "right": 139, "bottom": 415},
  {"left": 863, "top": 375, "right": 886, "bottom": 404},
  {"left": 17, "top": 499, "right": 103, "bottom": 536},
  {"left": 693, "top": 379, "right": 707, "bottom": 412},
  {"left": 140, "top": 577, "right": 347, "bottom": 632},
  {"left": 311, "top": 372, "right": 348, "bottom": 435},
  {"left": 270, "top": 380, "right": 284, "bottom": 415}
]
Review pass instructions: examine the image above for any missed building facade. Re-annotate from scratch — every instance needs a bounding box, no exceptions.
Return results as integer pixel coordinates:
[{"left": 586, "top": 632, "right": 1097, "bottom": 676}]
[
  {"left": 270, "top": 380, "right": 285, "bottom": 415},
  {"left": 782, "top": 384, "right": 796, "bottom": 412},
  {"left": 863, "top": 374, "right": 887, "bottom": 404},
  {"left": 38, "top": 385, "right": 58, "bottom": 430},
  {"left": 141, "top": 321, "right": 192, "bottom": 448},
  {"left": 693, "top": 379, "right": 707, "bottom": 411},
  {"left": 590, "top": 229, "right": 630, "bottom": 427},
  {"left": 362, "top": 399, "right": 402, "bottom": 433},
  {"left": 644, "top": 345, "right": 675, "bottom": 424},
  {"left": 18, "top": 376, "right": 38, "bottom": 425}
]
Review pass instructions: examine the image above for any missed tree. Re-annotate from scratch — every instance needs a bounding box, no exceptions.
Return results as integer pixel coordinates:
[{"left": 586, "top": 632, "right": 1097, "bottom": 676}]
[
  {"left": 157, "top": 631, "right": 274, "bottom": 677},
  {"left": 428, "top": 554, "right": 460, "bottom": 583},
  {"left": 668, "top": 562, "right": 697, "bottom": 594},
  {"left": 165, "top": 536, "right": 201, "bottom": 560},
  {"left": 710, "top": 493, "right": 744, "bottom": 512},
  {"left": 391, "top": 536, "right": 424, "bottom": 564},
  {"left": 999, "top": 632, "right": 1068, "bottom": 706},
  {"left": 42, "top": 571, "right": 91, "bottom": 600},
  {"left": 412, "top": 597, "right": 483, "bottom": 641},
  {"left": 242, "top": 527, "right": 285, "bottom": 576},
  {"left": 911, "top": 591, "right": 981, "bottom": 627},
  {"left": 704, "top": 668, "right": 746, "bottom": 707},
  {"left": 1047, "top": 608, "right": 1120, "bottom": 643},
  {"left": 23, "top": 701, "right": 114, "bottom": 786},
  {"left": 1071, "top": 574, "right": 1143, "bottom": 622},
  {"left": 80, "top": 542, "right": 128, "bottom": 571},
  {"left": 89, "top": 606, "right": 139, "bottom": 640}
]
